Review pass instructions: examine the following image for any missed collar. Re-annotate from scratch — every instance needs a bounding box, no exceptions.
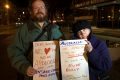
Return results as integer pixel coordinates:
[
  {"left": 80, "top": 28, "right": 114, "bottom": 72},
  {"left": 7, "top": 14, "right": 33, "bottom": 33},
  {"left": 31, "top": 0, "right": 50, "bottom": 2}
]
[{"left": 27, "top": 20, "right": 49, "bottom": 31}]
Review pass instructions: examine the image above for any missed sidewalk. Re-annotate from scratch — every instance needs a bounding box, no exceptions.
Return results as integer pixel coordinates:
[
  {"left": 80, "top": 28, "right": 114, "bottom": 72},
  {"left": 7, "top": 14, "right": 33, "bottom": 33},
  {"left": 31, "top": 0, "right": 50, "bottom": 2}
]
[
  {"left": 0, "top": 24, "right": 17, "bottom": 35},
  {"left": 92, "top": 27, "right": 120, "bottom": 38}
]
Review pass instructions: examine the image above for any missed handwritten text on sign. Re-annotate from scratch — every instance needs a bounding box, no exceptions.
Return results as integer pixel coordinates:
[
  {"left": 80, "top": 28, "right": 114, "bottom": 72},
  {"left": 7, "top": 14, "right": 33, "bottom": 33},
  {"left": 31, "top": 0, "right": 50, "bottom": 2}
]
[
  {"left": 33, "top": 41, "right": 59, "bottom": 80},
  {"left": 60, "top": 39, "right": 89, "bottom": 80}
]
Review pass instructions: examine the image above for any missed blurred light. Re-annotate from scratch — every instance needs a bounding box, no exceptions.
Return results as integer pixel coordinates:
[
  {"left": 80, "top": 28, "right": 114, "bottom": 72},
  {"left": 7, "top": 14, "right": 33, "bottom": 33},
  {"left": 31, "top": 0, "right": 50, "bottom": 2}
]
[
  {"left": 108, "top": 16, "right": 111, "bottom": 18},
  {"left": 18, "top": 18, "right": 20, "bottom": 20},
  {"left": 111, "top": 16, "right": 114, "bottom": 19},
  {"left": 101, "top": 16, "right": 104, "bottom": 19},
  {"left": 119, "top": 17, "right": 120, "bottom": 20},
  {"left": 60, "top": 19, "right": 63, "bottom": 21},
  {"left": 23, "top": 12, "right": 25, "bottom": 14},
  {"left": 53, "top": 20, "right": 56, "bottom": 23},
  {"left": 5, "top": 4, "right": 10, "bottom": 9},
  {"left": 119, "top": 9, "right": 120, "bottom": 12},
  {"left": 57, "top": 16, "right": 60, "bottom": 19}
]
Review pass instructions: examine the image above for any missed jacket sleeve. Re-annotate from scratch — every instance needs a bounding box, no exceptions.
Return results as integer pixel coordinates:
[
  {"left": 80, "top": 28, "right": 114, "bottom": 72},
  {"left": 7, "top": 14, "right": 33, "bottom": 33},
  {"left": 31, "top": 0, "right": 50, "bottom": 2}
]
[
  {"left": 7, "top": 25, "right": 31, "bottom": 75},
  {"left": 88, "top": 40, "right": 112, "bottom": 72}
]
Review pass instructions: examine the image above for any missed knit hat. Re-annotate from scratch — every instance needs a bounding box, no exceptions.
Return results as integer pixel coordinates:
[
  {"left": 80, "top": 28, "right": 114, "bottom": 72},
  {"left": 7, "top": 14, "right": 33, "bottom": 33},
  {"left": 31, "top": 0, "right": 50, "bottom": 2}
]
[{"left": 72, "top": 20, "right": 91, "bottom": 34}]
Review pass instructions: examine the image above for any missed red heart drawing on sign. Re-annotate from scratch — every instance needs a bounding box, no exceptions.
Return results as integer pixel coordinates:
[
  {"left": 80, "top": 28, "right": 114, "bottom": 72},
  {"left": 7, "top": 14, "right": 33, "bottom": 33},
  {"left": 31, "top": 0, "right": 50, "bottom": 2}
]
[{"left": 44, "top": 48, "right": 50, "bottom": 55}]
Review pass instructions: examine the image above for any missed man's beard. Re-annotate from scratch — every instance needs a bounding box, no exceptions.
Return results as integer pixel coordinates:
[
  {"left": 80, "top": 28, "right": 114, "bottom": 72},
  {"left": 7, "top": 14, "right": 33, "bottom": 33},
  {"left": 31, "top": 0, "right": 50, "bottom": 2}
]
[{"left": 33, "top": 12, "right": 47, "bottom": 22}]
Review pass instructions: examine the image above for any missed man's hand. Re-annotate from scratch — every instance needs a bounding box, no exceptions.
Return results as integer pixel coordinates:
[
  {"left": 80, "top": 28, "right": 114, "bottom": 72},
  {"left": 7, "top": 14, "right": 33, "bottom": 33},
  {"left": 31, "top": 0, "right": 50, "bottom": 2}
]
[{"left": 26, "top": 66, "right": 37, "bottom": 76}]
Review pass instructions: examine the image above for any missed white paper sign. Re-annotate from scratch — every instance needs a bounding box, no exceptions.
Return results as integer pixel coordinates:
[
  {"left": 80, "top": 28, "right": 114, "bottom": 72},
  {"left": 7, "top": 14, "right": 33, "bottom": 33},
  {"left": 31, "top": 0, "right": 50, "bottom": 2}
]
[
  {"left": 33, "top": 41, "right": 59, "bottom": 80},
  {"left": 60, "top": 39, "right": 89, "bottom": 80}
]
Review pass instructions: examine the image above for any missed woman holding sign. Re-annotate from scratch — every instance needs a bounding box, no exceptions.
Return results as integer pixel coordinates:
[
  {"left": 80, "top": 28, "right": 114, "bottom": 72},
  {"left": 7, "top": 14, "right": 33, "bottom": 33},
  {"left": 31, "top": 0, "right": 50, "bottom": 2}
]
[{"left": 72, "top": 20, "right": 112, "bottom": 80}]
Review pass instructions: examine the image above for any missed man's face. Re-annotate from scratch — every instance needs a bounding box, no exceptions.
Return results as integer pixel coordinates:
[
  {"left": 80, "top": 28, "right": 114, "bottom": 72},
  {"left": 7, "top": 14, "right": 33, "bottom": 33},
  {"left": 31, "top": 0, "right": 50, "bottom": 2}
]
[{"left": 31, "top": 0, "right": 47, "bottom": 22}]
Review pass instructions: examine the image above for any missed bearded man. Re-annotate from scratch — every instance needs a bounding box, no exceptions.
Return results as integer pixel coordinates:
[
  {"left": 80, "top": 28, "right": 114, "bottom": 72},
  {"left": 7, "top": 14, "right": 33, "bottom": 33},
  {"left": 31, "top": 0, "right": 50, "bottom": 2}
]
[{"left": 7, "top": 0, "right": 64, "bottom": 80}]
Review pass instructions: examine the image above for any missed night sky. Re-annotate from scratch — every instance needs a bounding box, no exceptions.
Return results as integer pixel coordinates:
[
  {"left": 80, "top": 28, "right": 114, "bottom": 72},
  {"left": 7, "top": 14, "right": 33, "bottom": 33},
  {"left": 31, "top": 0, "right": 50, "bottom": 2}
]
[
  {"left": 9, "top": 0, "right": 29, "bottom": 8},
  {"left": 9, "top": 0, "right": 72, "bottom": 9}
]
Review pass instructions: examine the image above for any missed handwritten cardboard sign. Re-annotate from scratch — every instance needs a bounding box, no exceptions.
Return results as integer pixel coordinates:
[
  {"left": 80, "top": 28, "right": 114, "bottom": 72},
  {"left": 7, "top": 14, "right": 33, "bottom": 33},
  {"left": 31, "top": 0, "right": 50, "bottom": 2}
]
[
  {"left": 33, "top": 41, "right": 59, "bottom": 80},
  {"left": 60, "top": 39, "right": 89, "bottom": 80}
]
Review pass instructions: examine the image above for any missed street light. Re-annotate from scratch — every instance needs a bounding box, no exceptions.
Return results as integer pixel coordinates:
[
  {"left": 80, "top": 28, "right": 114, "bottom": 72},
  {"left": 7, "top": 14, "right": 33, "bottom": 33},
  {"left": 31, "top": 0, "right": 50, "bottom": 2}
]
[
  {"left": 4, "top": 4, "right": 10, "bottom": 25},
  {"left": 5, "top": 4, "right": 10, "bottom": 9}
]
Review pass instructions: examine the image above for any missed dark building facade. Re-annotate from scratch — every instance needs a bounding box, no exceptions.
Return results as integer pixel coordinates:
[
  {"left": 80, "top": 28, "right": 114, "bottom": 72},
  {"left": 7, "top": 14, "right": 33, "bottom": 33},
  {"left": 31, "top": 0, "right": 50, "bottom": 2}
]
[
  {"left": 71, "top": 0, "right": 120, "bottom": 29},
  {"left": 97, "top": 4, "right": 120, "bottom": 28}
]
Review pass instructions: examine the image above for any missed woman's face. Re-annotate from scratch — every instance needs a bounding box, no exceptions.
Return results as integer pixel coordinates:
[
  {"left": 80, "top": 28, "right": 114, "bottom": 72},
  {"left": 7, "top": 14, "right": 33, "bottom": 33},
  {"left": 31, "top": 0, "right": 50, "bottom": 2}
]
[{"left": 77, "top": 28, "right": 91, "bottom": 39}]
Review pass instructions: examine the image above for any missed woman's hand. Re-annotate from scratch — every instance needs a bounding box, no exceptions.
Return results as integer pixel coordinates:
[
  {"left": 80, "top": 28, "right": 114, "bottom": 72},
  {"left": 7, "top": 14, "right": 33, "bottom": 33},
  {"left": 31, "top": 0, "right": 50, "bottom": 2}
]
[{"left": 85, "top": 40, "right": 93, "bottom": 53}]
